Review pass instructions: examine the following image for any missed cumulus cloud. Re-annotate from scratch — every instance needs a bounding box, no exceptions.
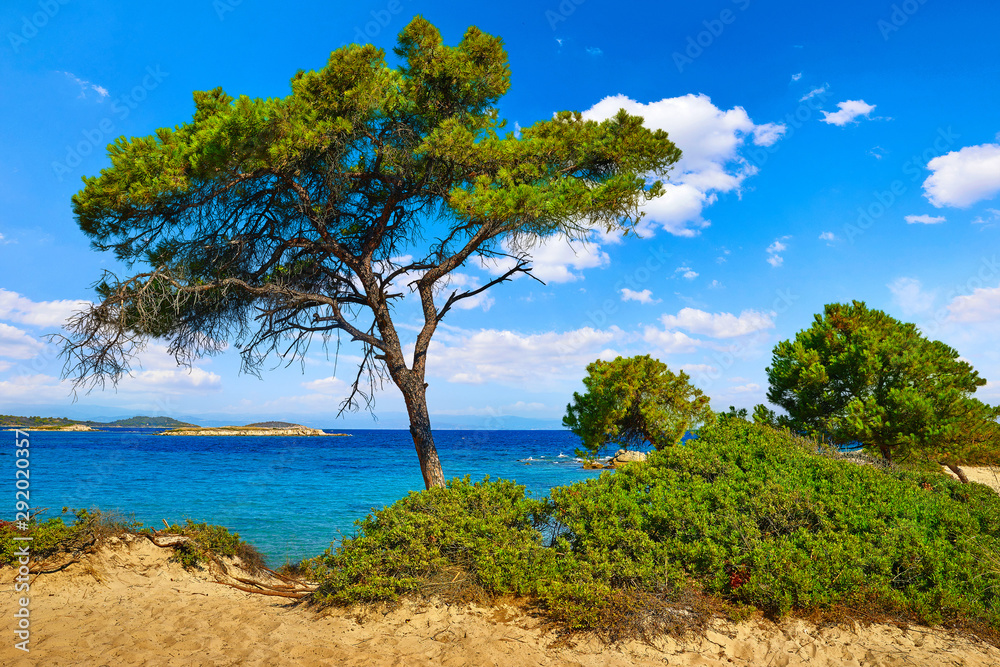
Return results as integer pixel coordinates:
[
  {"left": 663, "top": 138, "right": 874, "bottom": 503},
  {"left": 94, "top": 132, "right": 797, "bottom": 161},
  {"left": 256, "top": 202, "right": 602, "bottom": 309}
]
[
  {"left": 641, "top": 327, "right": 703, "bottom": 354},
  {"left": 766, "top": 236, "right": 790, "bottom": 267},
  {"left": 791, "top": 72, "right": 803, "bottom": 82},
  {"left": 425, "top": 326, "right": 623, "bottom": 388},
  {"left": 620, "top": 288, "right": 659, "bottom": 304},
  {"left": 482, "top": 235, "right": 609, "bottom": 284},
  {"left": 819, "top": 231, "right": 837, "bottom": 243},
  {"left": 435, "top": 272, "right": 495, "bottom": 311},
  {"left": 300, "top": 376, "right": 352, "bottom": 396},
  {"left": 888, "top": 277, "right": 936, "bottom": 317},
  {"left": 0, "top": 374, "right": 72, "bottom": 404},
  {"left": 752, "top": 123, "right": 786, "bottom": 147},
  {"left": 948, "top": 285, "right": 1000, "bottom": 323},
  {"left": 675, "top": 266, "right": 699, "bottom": 280},
  {"left": 905, "top": 214, "right": 946, "bottom": 225},
  {"left": 0, "top": 289, "right": 91, "bottom": 328},
  {"left": 583, "top": 93, "right": 784, "bottom": 237},
  {"left": 923, "top": 143, "right": 1000, "bottom": 208},
  {"left": 679, "top": 363, "right": 718, "bottom": 375},
  {"left": 657, "top": 307, "right": 775, "bottom": 338},
  {"left": 0, "top": 323, "right": 44, "bottom": 359},
  {"left": 820, "top": 100, "right": 876, "bottom": 126},
  {"left": 120, "top": 367, "right": 223, "bottom": 394}
]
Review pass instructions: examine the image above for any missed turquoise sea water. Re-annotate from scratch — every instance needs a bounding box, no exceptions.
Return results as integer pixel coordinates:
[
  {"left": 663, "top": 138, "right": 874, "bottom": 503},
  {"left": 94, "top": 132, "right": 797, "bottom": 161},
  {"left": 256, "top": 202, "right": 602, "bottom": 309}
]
[{"left": 8, "top": 428, "right": 602, "bottom": 565}]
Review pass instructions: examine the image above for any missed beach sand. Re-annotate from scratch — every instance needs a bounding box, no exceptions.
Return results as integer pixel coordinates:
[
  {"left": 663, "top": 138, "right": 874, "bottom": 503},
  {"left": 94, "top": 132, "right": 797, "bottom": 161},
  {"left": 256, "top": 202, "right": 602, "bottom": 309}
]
[
  {"left": 3, "top": 532, "right": 1000, "bottom": 667},
  {"left": 942, "top": 465, "right": 1000, "bottom": 494}
]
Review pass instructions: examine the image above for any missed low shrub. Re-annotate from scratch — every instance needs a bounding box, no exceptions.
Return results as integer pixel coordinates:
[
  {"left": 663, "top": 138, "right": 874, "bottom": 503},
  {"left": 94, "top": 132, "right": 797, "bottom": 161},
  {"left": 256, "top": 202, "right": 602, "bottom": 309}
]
[
  {"left": 311, "top": 419, "right": 1000, "bottom": 641},
  {"left": 0, "top": 508, "right": 141, "bottom": 566},
  {"left": 158, "top": 519, "right": 266, "bottom": 572},
  {"left": 311, "top": 476, "right": 550, "bottom": 606}
]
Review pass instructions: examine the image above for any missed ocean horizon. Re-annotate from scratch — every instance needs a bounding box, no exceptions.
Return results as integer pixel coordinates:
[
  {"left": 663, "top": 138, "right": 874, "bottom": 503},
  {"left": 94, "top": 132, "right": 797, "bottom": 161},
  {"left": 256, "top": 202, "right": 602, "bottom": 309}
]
[{"left": 11, "top": 428, "right": 607, "bottom": 565}]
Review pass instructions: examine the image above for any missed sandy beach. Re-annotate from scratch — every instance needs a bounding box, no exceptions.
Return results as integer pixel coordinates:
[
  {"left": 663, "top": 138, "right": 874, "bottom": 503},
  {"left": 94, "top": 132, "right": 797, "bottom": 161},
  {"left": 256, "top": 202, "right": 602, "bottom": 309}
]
[
  {"left": 942, "top": 465, "right": 1000, "bottom": 492},
  {"left": 3, "top": 529, "right": 1000, "bottom": 667}
]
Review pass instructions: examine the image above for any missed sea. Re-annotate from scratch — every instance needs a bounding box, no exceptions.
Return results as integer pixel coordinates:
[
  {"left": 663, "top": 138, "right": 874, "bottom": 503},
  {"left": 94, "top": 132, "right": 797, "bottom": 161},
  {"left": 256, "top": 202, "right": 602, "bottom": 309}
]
[{"left": 8, "top": 428, "right": 606, "bottom": 566}]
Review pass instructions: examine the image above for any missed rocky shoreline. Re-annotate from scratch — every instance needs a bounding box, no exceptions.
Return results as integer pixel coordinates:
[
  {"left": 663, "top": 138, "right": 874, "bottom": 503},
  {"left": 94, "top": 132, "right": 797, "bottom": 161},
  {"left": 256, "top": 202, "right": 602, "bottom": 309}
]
[
  {"left": 6, "top": 424, "right": 95, "bottom": 432},
  {"left": 159, "top": 424, "right": 349, "bottom": 437}
]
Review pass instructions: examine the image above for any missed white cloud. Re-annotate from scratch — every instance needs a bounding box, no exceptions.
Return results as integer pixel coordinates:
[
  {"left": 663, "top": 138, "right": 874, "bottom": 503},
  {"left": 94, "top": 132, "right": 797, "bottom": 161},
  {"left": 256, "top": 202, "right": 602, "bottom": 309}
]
[
  {"left": 791, "top": 72, "right": 803, "bottom": 82},
  {"left": 0, "top": 374, "right": 72, "bottom": 404},
  {"left": 675, "top": 266, "right": 699, "bottom": 280},
  {"left": 820, "top": 100, "right": 876, "bottom": 126},
  {"left": 819, "top": 231, "right": 837, "bottom": 243},
  {"left": 585, "top": 46, "right": 603, "bottom": 56},
  {"left": 435, "top": 272, "right": 495, "bottom": 311},
  {"left": 641, "top": 327, "right": 703, "bottom": 354},
  {"left": 0, "top": 323, "right": 44, "bottom": 359},
  {"left": 679, "top": 363, "right": 718, "bottom": 375},
  {"left": 583, "top": 94, "right": 784, "bottom": 237},
  {"left": 752, "top": 123, "right": 786, "bottom": 147},
  {"left": 972, "top": 208, "right": 1000, "bottom": 227},
  {"left": 904, "top": 214, "right": 946, "bottom": 225},
  {"left": 948, "top": 284, "right": 1000, "bottom": 323},
  {"left": 888, "top": 277, "right": 936, "bottom": 317},
  {"left": 799, "top": 86, "right": 827, "bottom": 102},
  {"left": 658, "top": 307, "right": 775, "bottom": 338},
  {"left": 728, "top": 382, "right": 761, "bottom": 394},
  {"left": 120, "top": 367, "right": 223, "bottom": 394},
  {"left": 482, "top": 234, "right": 609, "bottom": 284},
  {"left": 766, "top": 236, "right": 790, "bottom": 267},
  {"left": 923, "top": 143, "right": 1000, "bottom": 208},
  {"left": 620, "top": 288, "right": 659, "bottom": 304},
  {"left": 0, "top": 289, "right": 91, "bottom": 328},
  {"left": 60, "top": 71, "right": 109, "bottom": 99},
  {"left": 708, "top": 279, "right": 723, "bottom": 289},
  {"left": 301, "top": 376, "right": 351, "bottom": 396},
  {"left": 426, "top": 325, "right": 624, "bottom": 389}
]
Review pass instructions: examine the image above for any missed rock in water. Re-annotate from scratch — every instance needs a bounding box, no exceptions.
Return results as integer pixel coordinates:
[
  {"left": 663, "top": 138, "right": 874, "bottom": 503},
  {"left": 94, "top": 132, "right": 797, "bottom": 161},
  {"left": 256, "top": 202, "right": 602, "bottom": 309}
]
[{"left": 610, "top": 449, "right": 647, "bottom": 467}]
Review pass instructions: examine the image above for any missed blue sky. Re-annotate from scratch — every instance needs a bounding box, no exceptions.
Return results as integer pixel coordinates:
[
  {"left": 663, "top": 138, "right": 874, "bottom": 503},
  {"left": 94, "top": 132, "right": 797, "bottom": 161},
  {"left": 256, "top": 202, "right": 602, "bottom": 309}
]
[{"left": 2, "top": 0, "right": 999, "bottom": 427}]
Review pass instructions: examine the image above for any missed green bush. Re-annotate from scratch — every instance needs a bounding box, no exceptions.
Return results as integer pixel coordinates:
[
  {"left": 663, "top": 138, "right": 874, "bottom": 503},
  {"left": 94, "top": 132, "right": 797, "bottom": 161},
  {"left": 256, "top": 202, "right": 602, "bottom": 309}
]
[
  {"left": 159, "top": 519, "right": 265, "bottom": 572},
  {"left": 312, "top": 419, "right": 1000, "bottom": 639},
  {"left": 0, "top": 508, "right": 141, "bottom": 565},
  {"left": 311, "top": 476, "right": 551, "bottom": 605}
]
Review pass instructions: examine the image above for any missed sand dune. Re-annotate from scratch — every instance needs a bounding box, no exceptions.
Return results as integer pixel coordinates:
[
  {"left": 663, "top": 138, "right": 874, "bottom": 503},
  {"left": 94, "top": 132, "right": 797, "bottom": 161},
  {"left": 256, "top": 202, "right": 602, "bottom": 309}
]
[
  {"left": 942, "top": 465, "right": 1000, "bottom": 494},
  {"left": 3, "top": 536, "right": 999, "bottom": 666}
]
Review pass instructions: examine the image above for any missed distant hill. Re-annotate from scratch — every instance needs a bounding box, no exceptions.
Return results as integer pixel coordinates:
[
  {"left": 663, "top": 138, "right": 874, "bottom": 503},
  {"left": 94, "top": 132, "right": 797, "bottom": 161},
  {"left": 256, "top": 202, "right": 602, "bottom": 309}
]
[
  {"left": 0, "top": 415, "right": 78, "bottom": 427},
  {"left": 100, "top": 416, "right": 199, "bottom": 428},
  {"left": 1, "top": 414, "right": 197, "bottom": 428}
]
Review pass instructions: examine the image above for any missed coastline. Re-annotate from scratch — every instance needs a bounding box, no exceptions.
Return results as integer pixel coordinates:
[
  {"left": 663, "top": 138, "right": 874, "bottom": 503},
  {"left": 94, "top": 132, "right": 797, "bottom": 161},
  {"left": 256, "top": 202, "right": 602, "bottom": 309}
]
[{"left": 159, "top": 426, "right": 351, "bottom": 436}]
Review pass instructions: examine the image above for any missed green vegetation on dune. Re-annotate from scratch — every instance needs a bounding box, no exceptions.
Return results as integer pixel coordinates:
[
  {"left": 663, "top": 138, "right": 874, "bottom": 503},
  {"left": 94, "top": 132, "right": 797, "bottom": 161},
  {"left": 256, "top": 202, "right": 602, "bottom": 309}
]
[
  {"left": 310, "top": 419, "right": 1000, "bottom": 640},
  {"left": 0, "top": 510, "right": 260, "bottom": 572}
]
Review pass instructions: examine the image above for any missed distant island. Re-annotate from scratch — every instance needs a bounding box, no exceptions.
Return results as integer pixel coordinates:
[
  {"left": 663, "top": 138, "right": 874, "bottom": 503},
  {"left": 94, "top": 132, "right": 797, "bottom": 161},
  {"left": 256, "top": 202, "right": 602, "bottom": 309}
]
[
  {"left": 2, "top": 414, "right": 198, "bottom": 432},
  {"left": 160, "top": 423, "right": 349, "bottom": 437}
]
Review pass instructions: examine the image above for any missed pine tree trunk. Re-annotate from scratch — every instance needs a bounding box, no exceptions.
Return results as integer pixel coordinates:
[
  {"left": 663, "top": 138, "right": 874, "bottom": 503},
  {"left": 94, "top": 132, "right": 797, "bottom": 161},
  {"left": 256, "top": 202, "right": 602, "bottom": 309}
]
[
  {"left": 400, "top": 378, "right": 446, "bottom": 489},
  {"left": 945, "top": 462, "right": 969, "bottom": 484}
]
